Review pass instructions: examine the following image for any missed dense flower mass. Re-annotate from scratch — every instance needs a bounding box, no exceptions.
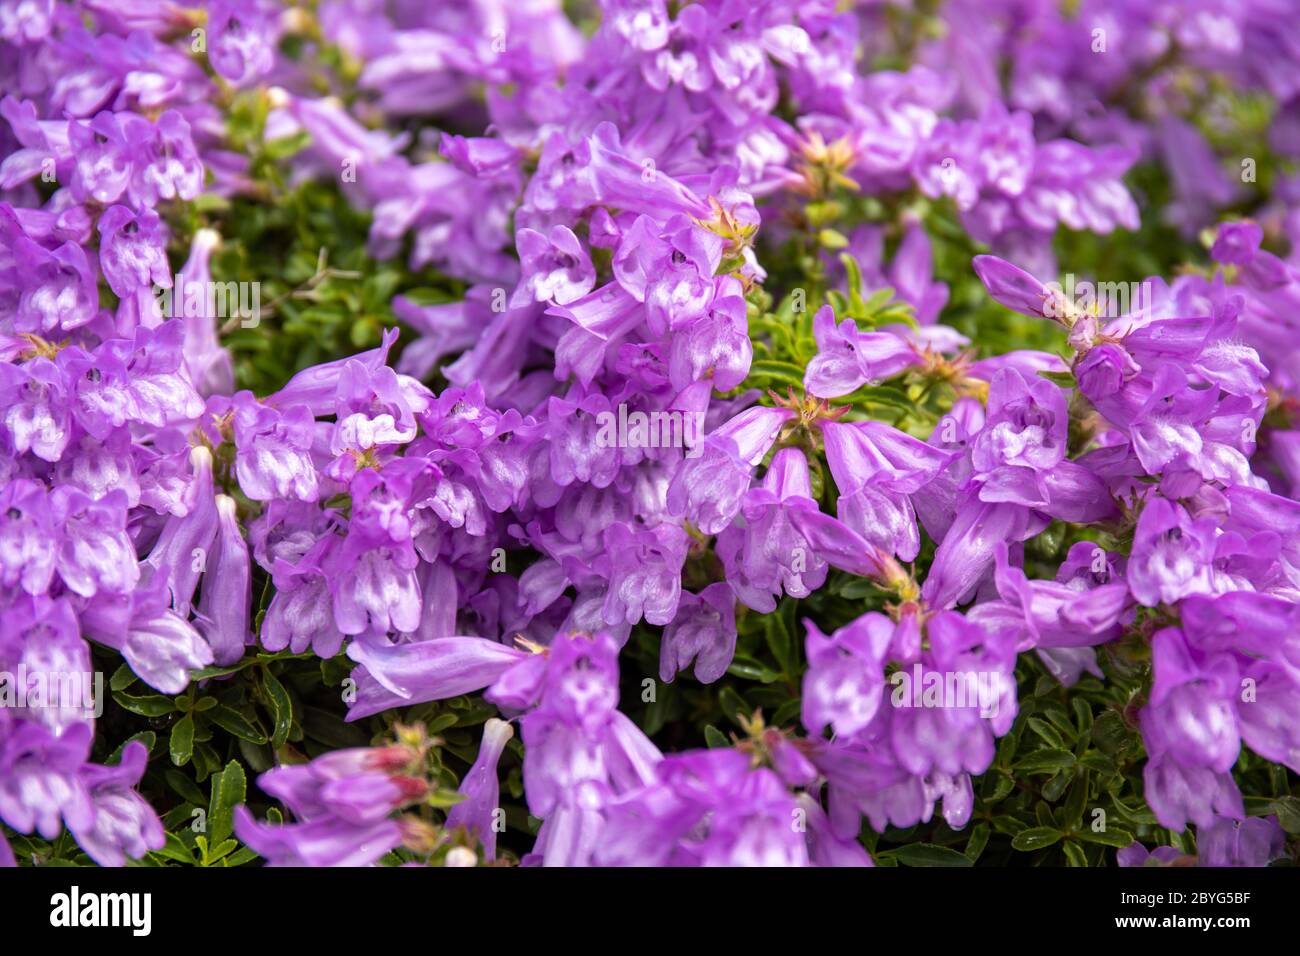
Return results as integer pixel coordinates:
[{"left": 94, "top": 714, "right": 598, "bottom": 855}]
[{"left": 1, "top": 0, "right": 1299, "bottom": 869}]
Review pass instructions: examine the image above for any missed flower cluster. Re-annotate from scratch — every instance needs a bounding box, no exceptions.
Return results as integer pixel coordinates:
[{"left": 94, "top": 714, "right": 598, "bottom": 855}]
[{"left": 3, "top": 0, "right": 1299, "bottom": 868}]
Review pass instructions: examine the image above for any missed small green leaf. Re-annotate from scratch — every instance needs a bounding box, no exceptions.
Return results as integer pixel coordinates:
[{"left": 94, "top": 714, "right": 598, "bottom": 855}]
[
  {"left": 746, "top": 359, "right": 806, "bottom": 389},
  {"left": 893, "top": 843, "right": 974, "bottom": 867},
  {"left": 224, "top": 846, "right": 259, "bottom": 867},
  {"left": 1091, "top": 711, "right": 1132, "bottom": 755},
  {"left": 718, "top": 687, "right": 749, "bottom": 728},
  {"left": 165, "top": 769, "right": 208, "bottom": 807},
  {"left": 427, "top": 789, "right": 468, "bottom": 809},
  {"left": 1074, "top": 827, "right": 1135, "bottom": 848},
  {"left": 207, "top": 761, "right": 247, "bottom": 849},
  {"left": 169, "top": 715, "right": 195, "bottom": 767},
  {"left": 261, "top": 669, "right": 293, "bottom": 749},
  {"left": 1014, "top": 749, "right": 1076, "bottom": 774},
  {"left": 1011, "top": 827, "right": 1063, "bottom": 852},
  {"left": 107, "top": 731, "right": 156, "bottom": 766},
  {"left": 113, "top": 692, "right": 177, "bottom": 717},
  {"left": 703, "top": 725, "right": 729, "bottom": 748},
  {"left": 764, "top": 607, "right": 796, "bottom": 677},
  {"left": 1026, "top": 717, "right": 1067, "bottom": 750},
  {"left": 208, "top": 705, "right": 269, "bottom": 745},
  {"left": 726, "top": 658, "right": 781, "bottom": 683},
  {"left": 965, "top": 824, "right": 990, "bottom": 863},
  {"left": 818, "top": 228, "right": 849, "bottom": 249},
  {"left": 109, "top": 664, "right": 138, "bottom": 692},
  {"left": 262, "top": 131, "right": 311, "bottom": 160},
  {"left": 151, "top": 834, "right": 196, "bottom": 866},
  {"left": 204, "top": 839, "right": 238, "bottom": 865},
  {"left": 1270, "top": 797, "right": 1300, "bottom": 834},
  {"left": 1062, "top": 841, "right": 1090, "bottom": 867}
]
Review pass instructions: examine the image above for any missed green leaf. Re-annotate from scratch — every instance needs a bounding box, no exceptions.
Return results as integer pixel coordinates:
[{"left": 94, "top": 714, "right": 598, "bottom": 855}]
[
  {"left": 718, "top": 686, "right": 749, "bottom": 728},
  {"left": 113, "top": 691, "right": 177, "bottom": 717},
  {"left": 1078, "top": 750, "right": 1118, "bottom": 775},
  {"left": 1037, "top": 369, "right": 1077, "bottom": 388},
  {"left": 224, "top": 846, "right": 259, "bottom": 867},
  {"left": 207, "top": 760, "right": 247, "bottom": 849},
  {"left": 818, "top": 228, "right": 849, "bottom": 249},
  {"left": 1026, "top": 717, "right": 1067, "bottom": 750},
  {"left": 204, "top": 840, "right": 239, "bottom": 865},
  {"left": 1091, "top": 711, "right": 1133, "bottom": 755},
  {"left": 1075, "top": 827, "right": 1136, "bottom": 848},
  {"left": 208, "top": 705, "right": 269, "bottom": 744},
  {"left": 764, "top": 604, "right": 798, "bottom": 677},
  {"left": 427, "top": 789, "right": 468, "bottom": 809},
  {"left": 169, "top": 714, "right": 195, "bottom": 767},
  {"left": 726, "top": 658, "right": 781, "bottom": 683},
  {"left": 262, "top": 131, "right": 311, "bottom": 160},
  {"left": 165, "top": 770, "right": 208, "bottom": 807},
  {"left": 1011, "top": 827, "right": 1063, "bottom": 852},
  {"left": 893, "top": 843, "right": 974, "bottom": 867},
  {"left": 1269, "top": 796, "right": 1300, "bottom": 834},
  {"left": 703, "top": 725, "right": 729, "bottom": 748},
  {"left": 301, "top": 705, "right": 370, "bottom": 748},
  {"left": 1014, "top": 749, "right": 1076, "bottom": 774},
  {"left": 107, "top": 731, "right": 156, "bottom": 766},
  {"left": 109, "top": 663, "right": 138, "bottom": 692},
  {"left": 746, "top": 359, "right": 806, "bottom": 389},
  {"left": 151, "top": 834, "right": 196, "bottom": 866},
  {"left": 261, "top": 669, "right": 293, "bottom": 749},
  {"left": 965, "top": 824, "right": 990, "bottom": 863},
  {"left": 839, "top": 253, "right": 868, "bottom": 316},
  {"left": 1061, "top": 772, "right": 1089, "bottom": 829},
  {"left": 1062, "top": 841, "right": 1090, "bottom": 867}
]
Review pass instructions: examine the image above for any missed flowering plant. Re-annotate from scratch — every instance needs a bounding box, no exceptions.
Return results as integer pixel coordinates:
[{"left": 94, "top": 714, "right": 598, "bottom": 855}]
[{"left": 2, "top": 0, "right": 1299, "bottom": 869}]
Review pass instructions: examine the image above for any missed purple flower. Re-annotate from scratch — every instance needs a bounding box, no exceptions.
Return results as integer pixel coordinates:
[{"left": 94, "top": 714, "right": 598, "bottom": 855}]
[
  {"left": 0, "top": 479, "right": 57, "bottom": 595},
  {"left": 96, "top": 205, "right": 171, "bottom": 299},
  {"left": 0, "top": 721, "right": 94, "bottom": 840},
  {"left": 1127, "top": 497, "right": 1219, "bottom": 607},
  {"left": 208, "top": 0, "right": 276, "bottom": 86},
  {"left": 716, "top": 447, "right": 828, "bottom": 612},
  {"left": 446, "top": 718, "right": 514, "bottom": 861},
  {"left": 12, "top": 237, "right": 98, "bottom": 335},
  {"left": 235, "top": 743, "right": 427, "bottom": 867},
  {"left": 822, "top": 419, "right": 955, "bottom": 561},
  {"left": 230, "top": 392, "right": 319, "bottom": 502},
  {"left": 69, "top": 742, "right": 165, "bottom": 867},
  {"left": 666, "top": 404, "right": 792, "bottom": 534},
  {"left": 1198, "top": 815, "right": 1286, "bottom": 867},
  {"left": 512, "top": 225, "right": 596, "bottom": 307},
  {"left": 195, "top": 495, "right": 252, "bottom": 666},
  {"left": 804, "top": 305, "right": 920, "bottom": 398},
  {"left": 51, "top": 487, "right": 138, "bottom": 597},
  {"left": 601, "top": 521, "right": 688, "bottom": 627},
  {"left": 659, "top": 582, "right": 737, "bottom": 684}
]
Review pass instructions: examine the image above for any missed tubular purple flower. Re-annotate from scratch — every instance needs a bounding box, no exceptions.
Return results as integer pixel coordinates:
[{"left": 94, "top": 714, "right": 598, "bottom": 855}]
[
  {"left": 666, "top": 404, "right": 792, "bottom": 534},
  {"left": 195, "top": 495, "right": 252, "bottom": 666},
  {"left": 446, "top": 718, "right": 515, "bottom": 860},
  {"left": 345, "top": 637, "right": 529, "bottom": 721}
]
